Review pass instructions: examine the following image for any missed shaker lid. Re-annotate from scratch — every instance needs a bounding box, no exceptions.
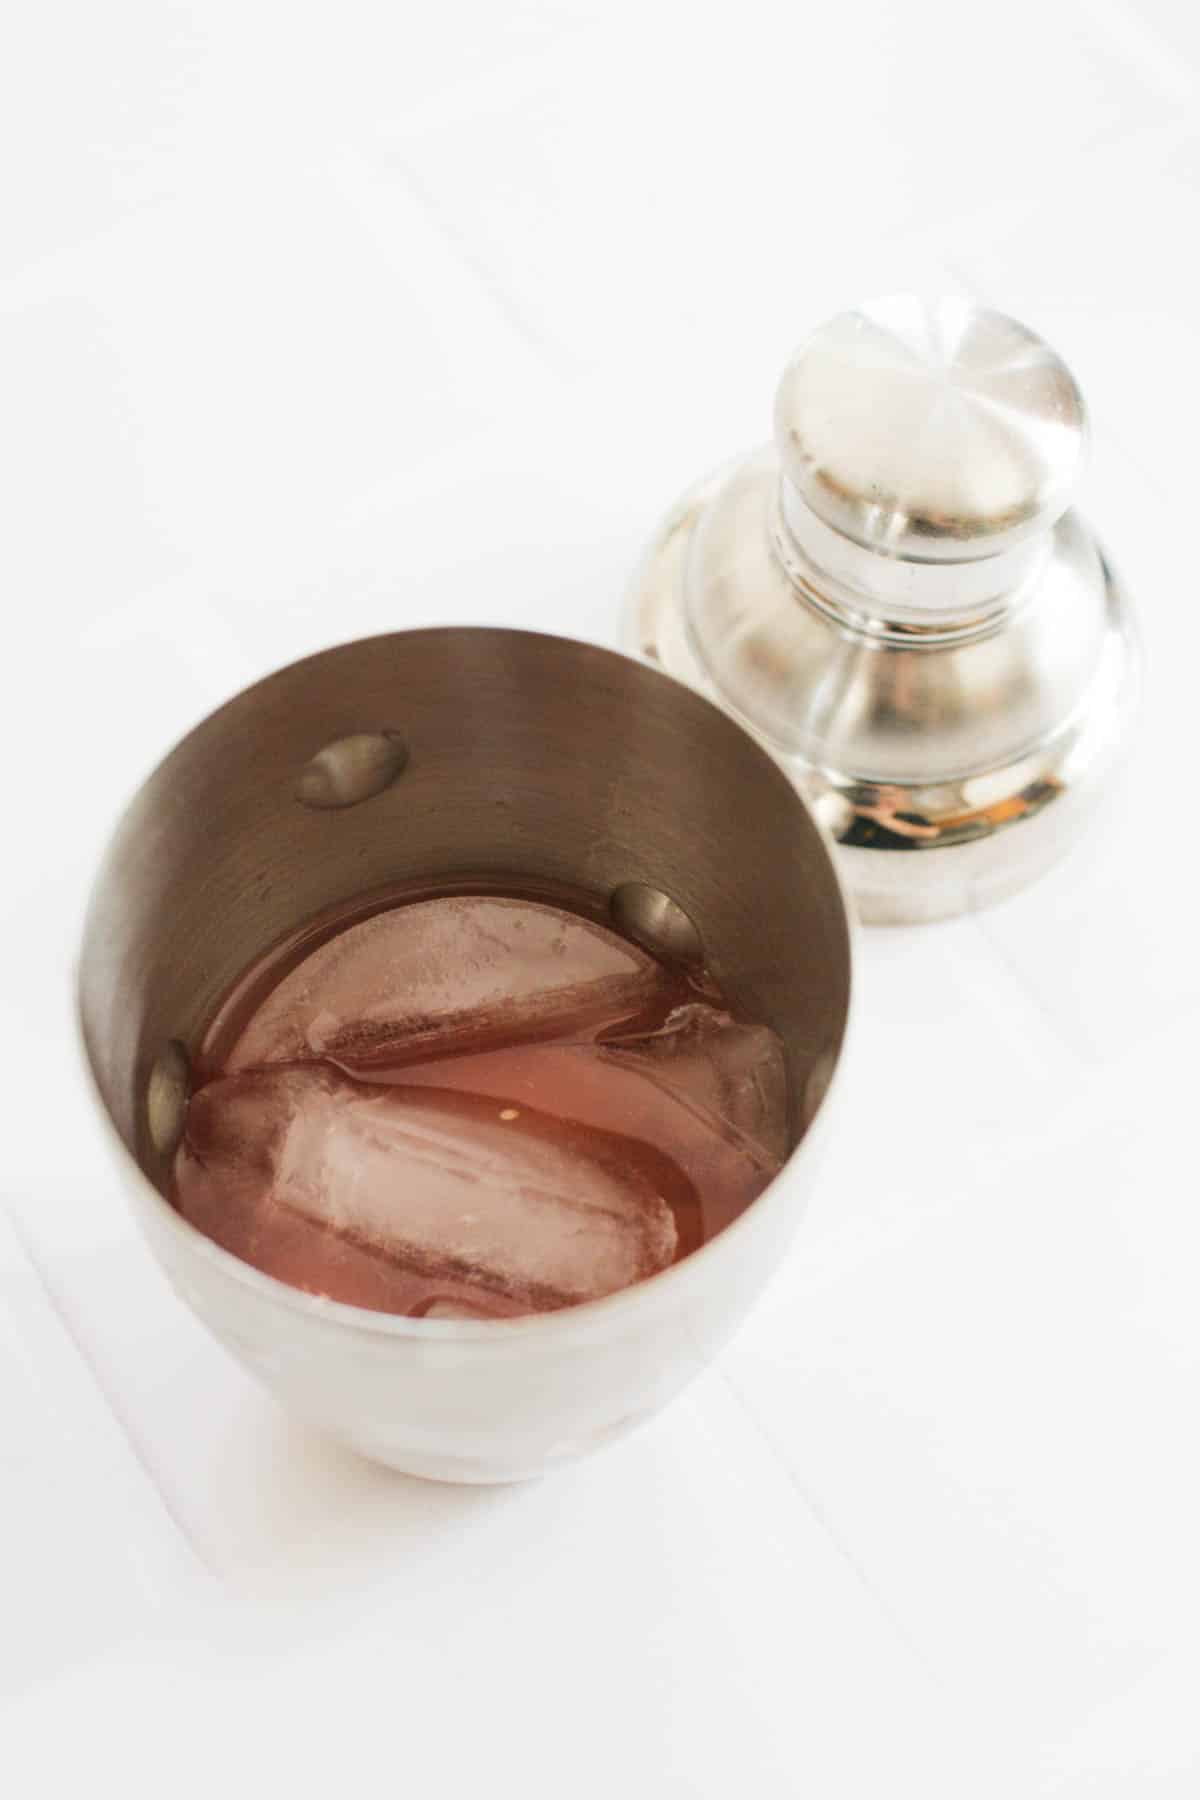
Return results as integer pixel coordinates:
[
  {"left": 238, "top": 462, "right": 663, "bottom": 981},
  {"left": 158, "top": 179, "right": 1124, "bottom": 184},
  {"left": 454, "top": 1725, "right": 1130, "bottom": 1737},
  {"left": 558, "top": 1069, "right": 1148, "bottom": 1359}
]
[
  {"left": 773, "top": 296, "right": 1087, "bottom": 564},
  {"left": 627, "top": 293, "right": 1139, "bottom": 923}
]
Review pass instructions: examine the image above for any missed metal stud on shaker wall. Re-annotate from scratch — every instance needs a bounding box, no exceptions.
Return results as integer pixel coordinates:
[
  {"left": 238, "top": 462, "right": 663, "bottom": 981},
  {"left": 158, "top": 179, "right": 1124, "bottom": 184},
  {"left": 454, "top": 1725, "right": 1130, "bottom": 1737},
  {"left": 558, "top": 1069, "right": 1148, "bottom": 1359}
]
[{"left": 628, "top": 296, "right": 1140, "bottom": 923}]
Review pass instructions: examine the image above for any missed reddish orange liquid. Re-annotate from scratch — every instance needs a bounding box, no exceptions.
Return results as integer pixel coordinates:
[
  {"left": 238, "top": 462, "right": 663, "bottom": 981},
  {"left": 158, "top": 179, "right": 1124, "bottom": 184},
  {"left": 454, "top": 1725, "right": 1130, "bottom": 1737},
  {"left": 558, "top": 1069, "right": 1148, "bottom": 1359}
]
[{"left": 173, "top": 886, "right": 787, "bottom": 1318}]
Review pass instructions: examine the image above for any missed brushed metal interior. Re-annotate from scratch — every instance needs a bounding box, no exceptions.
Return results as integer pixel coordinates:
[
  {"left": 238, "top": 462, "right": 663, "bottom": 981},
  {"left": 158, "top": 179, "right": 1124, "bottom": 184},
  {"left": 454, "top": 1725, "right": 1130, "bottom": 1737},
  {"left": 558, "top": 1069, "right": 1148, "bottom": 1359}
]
[{"left": 80, "top": 628, "right": 851, "bottom": 1195}]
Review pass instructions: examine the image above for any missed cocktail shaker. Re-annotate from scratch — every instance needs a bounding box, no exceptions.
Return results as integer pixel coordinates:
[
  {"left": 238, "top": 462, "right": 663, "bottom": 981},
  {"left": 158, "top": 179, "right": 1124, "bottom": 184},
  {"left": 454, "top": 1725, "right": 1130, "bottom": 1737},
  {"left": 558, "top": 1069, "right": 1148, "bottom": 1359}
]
[
  {"left": 78, "top": 629, "right": 851, "bottom": 1482},
  {"left": 629, "top": 296, "right": 1140, "bottom": 923}
]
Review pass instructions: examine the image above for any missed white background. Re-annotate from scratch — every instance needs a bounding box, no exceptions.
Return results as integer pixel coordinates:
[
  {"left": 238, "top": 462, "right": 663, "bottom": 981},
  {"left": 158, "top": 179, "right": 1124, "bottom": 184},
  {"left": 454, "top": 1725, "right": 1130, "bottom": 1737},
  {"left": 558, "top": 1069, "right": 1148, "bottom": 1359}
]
[{"left": 3, "top": 1, "right": 1200, "bottom": 1792}]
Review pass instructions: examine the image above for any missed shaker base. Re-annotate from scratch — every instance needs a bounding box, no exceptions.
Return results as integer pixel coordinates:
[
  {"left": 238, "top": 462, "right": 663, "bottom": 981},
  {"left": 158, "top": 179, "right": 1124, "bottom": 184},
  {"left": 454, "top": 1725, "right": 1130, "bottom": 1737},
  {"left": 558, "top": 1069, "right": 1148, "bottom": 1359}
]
[{"left": 625, "top": 470, "right": 1141, "bottom": 927}]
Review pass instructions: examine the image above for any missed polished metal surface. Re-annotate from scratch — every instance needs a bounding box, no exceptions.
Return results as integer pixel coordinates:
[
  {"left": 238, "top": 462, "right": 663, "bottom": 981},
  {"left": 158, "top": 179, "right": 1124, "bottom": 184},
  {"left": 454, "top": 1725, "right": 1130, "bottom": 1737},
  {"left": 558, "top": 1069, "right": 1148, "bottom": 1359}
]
[
  {"left": 776, "top": 296, "right": 1086, "bottom": 570},
  {"left": 629, "top": 298, "right": 1140, "bottom": 923},
  {"left": 145, "top": 1039, "right": 190, "bottom": 1158},
  {"left": 609, "top": 881, "right": 704, "bottom": 965},
  {"left": 295, "top": 729, "right": 409, "bottom": 809},
  {"left": 78, "top": 629, "right": 852, "bottom": 1481}
]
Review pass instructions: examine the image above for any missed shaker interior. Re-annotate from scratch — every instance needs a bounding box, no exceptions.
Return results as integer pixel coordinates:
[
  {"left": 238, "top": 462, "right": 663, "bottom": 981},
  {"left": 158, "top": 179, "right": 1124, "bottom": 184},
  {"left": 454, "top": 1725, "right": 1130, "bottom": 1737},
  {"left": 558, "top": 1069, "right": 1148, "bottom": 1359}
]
[{"left": 79, "top": 629, "right": 851, "bottom": 1193}]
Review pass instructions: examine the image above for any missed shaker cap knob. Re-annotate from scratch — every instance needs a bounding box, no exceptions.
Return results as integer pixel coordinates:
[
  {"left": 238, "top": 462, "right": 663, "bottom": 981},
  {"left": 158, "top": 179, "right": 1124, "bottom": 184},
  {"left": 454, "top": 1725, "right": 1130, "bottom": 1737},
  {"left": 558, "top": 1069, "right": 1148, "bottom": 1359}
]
[{"left": 774, "top": 297, "right": 1087, "bottom": 565}]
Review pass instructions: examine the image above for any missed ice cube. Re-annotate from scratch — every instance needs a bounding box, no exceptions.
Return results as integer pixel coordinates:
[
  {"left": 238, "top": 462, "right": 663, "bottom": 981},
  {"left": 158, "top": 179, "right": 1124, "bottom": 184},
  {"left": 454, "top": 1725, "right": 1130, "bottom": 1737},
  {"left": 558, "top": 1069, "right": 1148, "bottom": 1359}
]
[
  {"left": 175, "top": 1063, "right": 678, "bottom": 1316},
  {"left": 602, "top": 1004, "right": 790, "bottom": 1164},
  {"left": 227, "top": 896, "right": 677, "bottom": 1074}
]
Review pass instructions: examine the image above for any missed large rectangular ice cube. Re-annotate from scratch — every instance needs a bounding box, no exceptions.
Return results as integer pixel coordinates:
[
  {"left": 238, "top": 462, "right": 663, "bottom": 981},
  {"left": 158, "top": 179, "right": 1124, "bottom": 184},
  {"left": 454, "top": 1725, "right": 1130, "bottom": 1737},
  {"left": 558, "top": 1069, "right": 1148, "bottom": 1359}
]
[
  {"left": 176, "top": 1064, "right": 679, "bottom": 1316},
  {"left": 227, "top": 896, "right": 679, "bottom": 1074}
]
